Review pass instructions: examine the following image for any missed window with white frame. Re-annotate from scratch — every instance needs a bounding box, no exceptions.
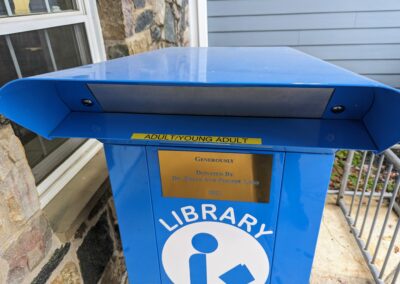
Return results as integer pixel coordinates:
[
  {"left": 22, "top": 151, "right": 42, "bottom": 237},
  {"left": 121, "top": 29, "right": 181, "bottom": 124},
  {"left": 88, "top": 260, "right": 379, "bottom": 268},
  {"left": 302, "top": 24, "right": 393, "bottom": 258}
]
[{"left": 0, "top": 0, "right": 105, "bottom": 186}]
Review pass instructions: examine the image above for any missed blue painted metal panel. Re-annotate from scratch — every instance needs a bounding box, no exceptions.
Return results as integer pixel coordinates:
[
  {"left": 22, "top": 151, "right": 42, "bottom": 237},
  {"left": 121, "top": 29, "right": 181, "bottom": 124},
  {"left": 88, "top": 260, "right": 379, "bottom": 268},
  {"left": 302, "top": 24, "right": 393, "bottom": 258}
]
[
  {"left": 104, "top": 144, "right": 161, "bottom": 283},
  {"left": 271, "top": 152, "right": 334, "bottom": 283},
  {"left": 364, "top": 87, "right": 400, "bottom": 151},
  {"left": 55, "top": 81, "right": 103, "bottom": 113},
  {"left": 0, "top": 79, "right": 70, "bottom": 138},
  {"left": 50, "top": 112, "right": 372, "bottom": 153},
  {"left": 103, "top": 143, "right": 333, "bottom": 283},
  {"left": 322, "top": 86, "right": 374, "bottom": 119},
  {"left": 0, "top": 47, "right": 399, "bottom": 151},
  {"left": 21, "top": 47, "right": 382, "bottom": 86},
  {"left": 146, "top": 146, "right": 285, "bottom": 283}
]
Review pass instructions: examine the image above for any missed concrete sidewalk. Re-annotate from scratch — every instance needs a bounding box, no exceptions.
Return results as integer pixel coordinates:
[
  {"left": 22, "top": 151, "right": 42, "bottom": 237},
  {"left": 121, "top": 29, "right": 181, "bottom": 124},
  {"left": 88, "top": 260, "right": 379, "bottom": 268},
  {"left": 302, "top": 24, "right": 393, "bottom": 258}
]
[
  {"left": 311, "top": 192, "right": 400, "bottom": 283},
  {"left": 311, "top": 196, "right": 373, "bottom": 284}
]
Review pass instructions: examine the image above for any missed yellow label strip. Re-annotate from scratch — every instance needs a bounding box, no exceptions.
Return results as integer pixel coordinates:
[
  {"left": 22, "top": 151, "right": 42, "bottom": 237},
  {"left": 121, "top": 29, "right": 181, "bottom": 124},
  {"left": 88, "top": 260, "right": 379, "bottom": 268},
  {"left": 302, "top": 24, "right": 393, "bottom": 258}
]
[{"left": 131, "top": 133, "right": 262, "bottom": 145}]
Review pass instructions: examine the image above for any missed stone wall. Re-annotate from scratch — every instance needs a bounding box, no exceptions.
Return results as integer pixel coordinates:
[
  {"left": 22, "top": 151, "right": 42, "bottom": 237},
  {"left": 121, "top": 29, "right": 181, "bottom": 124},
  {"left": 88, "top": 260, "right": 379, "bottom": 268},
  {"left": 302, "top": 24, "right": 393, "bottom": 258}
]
[
  {"left": 0, "top": 123, "right": 51, "bottom": 284},
  {"left": 0, "top": 121, "right": 126, "bottom": 283},
  {"left": 97, "top": 0, "right": 190, "bottom": 59}
]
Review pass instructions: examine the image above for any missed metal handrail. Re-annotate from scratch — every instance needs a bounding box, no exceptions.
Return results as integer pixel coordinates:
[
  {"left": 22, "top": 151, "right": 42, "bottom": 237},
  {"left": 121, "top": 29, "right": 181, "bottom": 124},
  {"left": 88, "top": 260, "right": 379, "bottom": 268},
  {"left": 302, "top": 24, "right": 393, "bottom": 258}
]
[{"left": 333, "top": 149, "right": 400, "bottom": 284}]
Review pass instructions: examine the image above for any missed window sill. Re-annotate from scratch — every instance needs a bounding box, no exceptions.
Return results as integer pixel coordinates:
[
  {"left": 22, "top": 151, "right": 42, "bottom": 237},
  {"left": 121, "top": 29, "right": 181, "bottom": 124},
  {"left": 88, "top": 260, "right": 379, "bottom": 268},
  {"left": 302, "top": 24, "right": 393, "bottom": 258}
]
[
  {"left": 37, "top": 139, "right": 103, "bottom": 208},
  {"left": 42, "top": 144, "right": 108, "bottom": 241}
]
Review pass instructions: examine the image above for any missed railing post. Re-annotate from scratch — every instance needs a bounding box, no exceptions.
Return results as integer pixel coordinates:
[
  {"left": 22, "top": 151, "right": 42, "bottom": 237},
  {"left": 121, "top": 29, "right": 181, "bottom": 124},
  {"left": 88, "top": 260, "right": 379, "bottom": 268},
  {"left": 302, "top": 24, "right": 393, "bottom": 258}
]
[
  {"left": 337, "top": 150, "right": 354, "bottom": 205},
  {"left": 333, "top": 148, "right": 400, "bottom": 282}
]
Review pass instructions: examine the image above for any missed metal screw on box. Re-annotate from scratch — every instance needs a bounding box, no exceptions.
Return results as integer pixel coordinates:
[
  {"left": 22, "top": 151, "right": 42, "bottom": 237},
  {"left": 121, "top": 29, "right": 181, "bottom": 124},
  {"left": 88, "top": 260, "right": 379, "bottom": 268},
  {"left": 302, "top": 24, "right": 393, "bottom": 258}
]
[
  {"left": 81, "top": 98, "right": 94, "bottom": 106},
  {"left": 1, "top": 47, "right": 400, "bottom": 284},
  {"left": 331, "top": 105, "right": 345, "bottom": 113}
]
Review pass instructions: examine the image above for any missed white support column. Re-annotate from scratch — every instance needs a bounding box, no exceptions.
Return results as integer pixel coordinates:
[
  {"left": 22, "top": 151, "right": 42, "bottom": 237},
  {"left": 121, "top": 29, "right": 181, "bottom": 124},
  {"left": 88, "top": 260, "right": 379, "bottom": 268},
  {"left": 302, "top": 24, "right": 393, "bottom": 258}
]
[
  {"left": 189, "top": 0, "right": 208, "bottom": 47},
  {"left": 83, "top": 0, "right": 107, "bottom": 62}
]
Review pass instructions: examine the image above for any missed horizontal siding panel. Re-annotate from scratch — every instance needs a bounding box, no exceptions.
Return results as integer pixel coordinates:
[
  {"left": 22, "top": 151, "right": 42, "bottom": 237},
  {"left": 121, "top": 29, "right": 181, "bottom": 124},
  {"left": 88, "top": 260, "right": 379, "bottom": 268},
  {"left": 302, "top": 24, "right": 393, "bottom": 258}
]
[
  {"left": 209, "top": 13, "right": 356, "bottom": 32},
  {"left": 208, "top": 0, "right": 400, "bottom": 17},
  {"left": 209, "top": 29, "right": 400, "bottom": 47},
  {"left": 298, "top": 28, "right": 400, "bottom": 45},
  {"left": 209, "top": 11, "right": 400, "bottom": 32},
  {"left": 328, "top": 60, "right": 400, "bottom": 75},
  {"left": 367, "top": 75, "right": 400, "bottom": 87},
  {"left": 209, "top": 30, "right": 299, "bottom": 46},
  {"left": 296, "top": 45, "right": 400, "bottom": 60},
  {"left": 208, "top": 1, "right": 400, "bottom": 88},
  {"left": 356, "top": 11, "right": 400, "bottom": 27}
]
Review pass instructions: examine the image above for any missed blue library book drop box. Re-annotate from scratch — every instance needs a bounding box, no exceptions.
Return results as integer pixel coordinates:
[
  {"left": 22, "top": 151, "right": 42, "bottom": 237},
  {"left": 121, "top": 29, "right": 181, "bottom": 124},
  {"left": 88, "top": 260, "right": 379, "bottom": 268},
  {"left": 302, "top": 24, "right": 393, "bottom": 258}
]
[{"left": 1, "top": 47, "right": 400, "bottom": 283}]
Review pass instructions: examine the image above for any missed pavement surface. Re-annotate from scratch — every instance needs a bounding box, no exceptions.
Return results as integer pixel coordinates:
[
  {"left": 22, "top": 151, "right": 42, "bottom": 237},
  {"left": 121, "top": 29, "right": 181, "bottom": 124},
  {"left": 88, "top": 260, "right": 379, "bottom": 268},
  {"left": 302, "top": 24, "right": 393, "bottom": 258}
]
[
  {"left": 311, "top": 196, "right": 373, "bottom": 283},
  {"left": 311, "top": 195, "right": 399, "bottom": 284}
]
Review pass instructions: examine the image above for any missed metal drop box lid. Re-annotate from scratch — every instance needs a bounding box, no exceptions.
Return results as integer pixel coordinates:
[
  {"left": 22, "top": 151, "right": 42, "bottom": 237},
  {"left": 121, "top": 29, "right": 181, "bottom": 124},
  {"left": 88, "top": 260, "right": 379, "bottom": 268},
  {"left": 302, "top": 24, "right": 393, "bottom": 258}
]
[{"left": 1, "top": 47, "right": 400, "bottom": 152}]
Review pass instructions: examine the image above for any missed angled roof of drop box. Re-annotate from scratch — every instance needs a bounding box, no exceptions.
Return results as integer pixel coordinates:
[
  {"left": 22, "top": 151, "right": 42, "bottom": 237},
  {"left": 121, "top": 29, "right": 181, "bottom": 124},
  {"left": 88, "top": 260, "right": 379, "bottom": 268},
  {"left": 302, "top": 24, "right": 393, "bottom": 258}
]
[{"left": 0, "top": 47, "right": 400, "bottom": 152}]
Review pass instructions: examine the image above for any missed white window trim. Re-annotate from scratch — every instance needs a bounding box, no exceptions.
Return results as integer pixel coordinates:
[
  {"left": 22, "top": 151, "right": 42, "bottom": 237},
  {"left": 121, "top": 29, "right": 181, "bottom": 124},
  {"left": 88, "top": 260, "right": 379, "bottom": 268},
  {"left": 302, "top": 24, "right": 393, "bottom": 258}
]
[
  {"left": 1, "top": 0, "right": 107, "bottom": 208},
  {"left": 189, "top": 0, "right": 208, "bottom": 47},
  {"left": 0, "top": 12, "right": 87, "bottom": 34},
  {"left": 37, "top": 139, "right": 103, "bottom": 208},
  {"left": 0, "top": 2, "right": 106, "bottom": 62},
  {"left": 81, "top": 0, "right": 106, "bottom": 63}
]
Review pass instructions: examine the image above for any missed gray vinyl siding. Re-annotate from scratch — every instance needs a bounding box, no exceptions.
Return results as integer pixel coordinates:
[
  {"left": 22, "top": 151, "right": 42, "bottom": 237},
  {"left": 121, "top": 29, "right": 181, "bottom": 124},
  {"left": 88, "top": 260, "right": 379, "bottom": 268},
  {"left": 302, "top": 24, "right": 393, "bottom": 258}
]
[{"left": 208, "top": 0, "right": 400, "bottom": 88}]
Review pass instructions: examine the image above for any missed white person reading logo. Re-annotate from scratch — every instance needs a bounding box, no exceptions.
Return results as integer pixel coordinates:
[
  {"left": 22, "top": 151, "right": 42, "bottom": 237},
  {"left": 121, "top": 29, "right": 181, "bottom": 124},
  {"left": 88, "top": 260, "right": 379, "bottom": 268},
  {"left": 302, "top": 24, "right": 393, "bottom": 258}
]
[{"left": 159, "top": 204, "right": 273, "bottom": 284}]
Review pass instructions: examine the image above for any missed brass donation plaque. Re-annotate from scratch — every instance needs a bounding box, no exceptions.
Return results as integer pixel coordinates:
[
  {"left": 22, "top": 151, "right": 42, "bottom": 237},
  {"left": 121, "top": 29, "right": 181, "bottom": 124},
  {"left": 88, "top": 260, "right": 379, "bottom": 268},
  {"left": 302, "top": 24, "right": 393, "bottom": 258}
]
[{"left": 158, "top": 150, "right": 273, "bottom": 203}]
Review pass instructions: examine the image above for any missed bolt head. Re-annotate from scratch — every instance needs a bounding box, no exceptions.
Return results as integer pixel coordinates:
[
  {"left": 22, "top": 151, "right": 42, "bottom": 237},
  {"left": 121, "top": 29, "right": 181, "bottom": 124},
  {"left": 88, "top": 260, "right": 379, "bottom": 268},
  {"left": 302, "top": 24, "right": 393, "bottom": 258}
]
[
  {"left": 331, "top": 105, "right": 345, "bottom": 114},
  {"left": 81, "top": 99, "right": 94, "bottom": 107}
]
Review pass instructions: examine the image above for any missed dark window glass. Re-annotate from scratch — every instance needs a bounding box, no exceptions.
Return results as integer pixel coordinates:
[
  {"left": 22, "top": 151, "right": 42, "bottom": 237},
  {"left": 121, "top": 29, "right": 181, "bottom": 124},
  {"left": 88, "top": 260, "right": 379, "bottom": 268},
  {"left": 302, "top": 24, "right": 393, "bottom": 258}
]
[
  {"left": 48, "top": 24, "right": 91, "bottom": 69},
  {"left": 0, "top": 36, "right": 18, "bottom": 87},
  {"left": 1, "top": 24, "right": 92, "bottom": 183},
  {"left": 10, "top": 30, "right": 54, "bottom": 76},
  {"left": 0, "top": 1, "right": 7, "bottom": 16}
]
